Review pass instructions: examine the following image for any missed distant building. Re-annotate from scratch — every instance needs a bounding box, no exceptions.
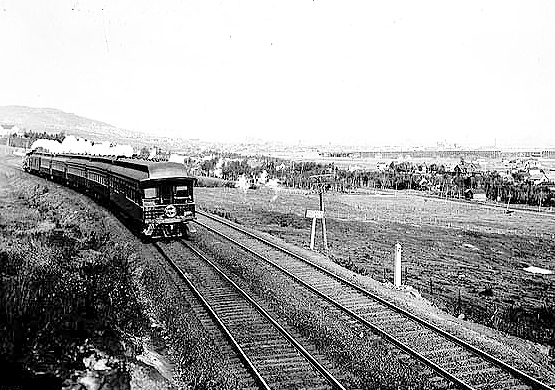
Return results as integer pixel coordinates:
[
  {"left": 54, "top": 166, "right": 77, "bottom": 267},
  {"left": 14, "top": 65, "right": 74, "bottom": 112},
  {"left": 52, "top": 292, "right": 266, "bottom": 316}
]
[
  {"left": 528, "top": 168, "right": 542, "bottom": 176},
  {"left": 321, "top": 148, "right": 555, "bottom": 160},
  {"left": 545, "top": 172, "right": 555, "bottom": 184},
  {"left": 499, "top": 172, "right": 514, "bottom": 183},
  {"left": 376, "top": 162, "right": 388, "bottom": 171},
  {"left": 527, "top": 172, "right": 549, "bottom": 185},
  {"left": 0, "top": 124, "right": 17, "bottom": 136}
]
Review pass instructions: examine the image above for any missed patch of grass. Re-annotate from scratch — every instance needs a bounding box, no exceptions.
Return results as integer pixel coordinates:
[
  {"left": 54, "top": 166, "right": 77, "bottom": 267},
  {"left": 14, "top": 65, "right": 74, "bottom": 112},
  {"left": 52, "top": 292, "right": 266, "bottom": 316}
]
[
  {"left": 0, "top": 171, "right": 147, "bottom": 386},
  {"left": 0, "top": 237, "right": 146, "bottom": 381}
]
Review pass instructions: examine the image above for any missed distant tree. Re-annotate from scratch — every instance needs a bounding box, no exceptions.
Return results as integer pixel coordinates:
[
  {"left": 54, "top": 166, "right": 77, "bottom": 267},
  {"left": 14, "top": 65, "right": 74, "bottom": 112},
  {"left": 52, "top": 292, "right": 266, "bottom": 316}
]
[
  {"left": 138, "top": 146, "right": 150, "bottom": 159},
  {"left": 200, "top": 158, "right": 218, "bottom": 176}
]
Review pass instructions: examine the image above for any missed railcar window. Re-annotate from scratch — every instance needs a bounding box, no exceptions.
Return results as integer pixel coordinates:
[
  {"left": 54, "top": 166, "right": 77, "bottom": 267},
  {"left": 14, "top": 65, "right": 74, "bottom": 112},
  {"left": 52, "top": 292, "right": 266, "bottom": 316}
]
[
  {"left": 160, "top": 185, "right": 172, "bottom": 203},
  {"left": 144, "top": 188, "right": 157, "bottom": 198},
  {"left": 174, "top": 185, "right": 190, "bottom": 199}
]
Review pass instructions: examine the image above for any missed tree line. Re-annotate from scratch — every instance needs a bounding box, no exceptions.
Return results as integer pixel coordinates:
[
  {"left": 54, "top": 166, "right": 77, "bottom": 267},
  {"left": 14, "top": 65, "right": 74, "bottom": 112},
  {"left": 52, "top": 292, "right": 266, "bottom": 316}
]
[
  {"left": 4, "top": 131, "right": 66, "bottom": 149},
  {"left": 204, "top": 155, "right": 555, "bottom": 207}
]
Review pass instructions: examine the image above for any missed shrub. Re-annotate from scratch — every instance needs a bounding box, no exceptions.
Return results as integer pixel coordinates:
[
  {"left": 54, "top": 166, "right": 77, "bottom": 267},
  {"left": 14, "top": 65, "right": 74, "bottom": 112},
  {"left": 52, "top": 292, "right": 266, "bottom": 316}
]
[
  {"left": 195, "top": 176, "right": 235, "bottom": 188},
  {"left": 0, "top": 229, "right": 146, "bottom": 382}
]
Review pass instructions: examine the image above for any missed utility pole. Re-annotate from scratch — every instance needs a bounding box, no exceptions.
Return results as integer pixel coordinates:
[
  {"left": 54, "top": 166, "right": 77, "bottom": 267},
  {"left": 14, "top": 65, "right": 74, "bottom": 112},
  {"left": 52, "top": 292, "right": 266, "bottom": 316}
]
[
  {"left": 319, "top": 188, "right": 328, "bottom": 250},
  {"left": 305, "top": 173, "right": 333, "bottom": 251}
]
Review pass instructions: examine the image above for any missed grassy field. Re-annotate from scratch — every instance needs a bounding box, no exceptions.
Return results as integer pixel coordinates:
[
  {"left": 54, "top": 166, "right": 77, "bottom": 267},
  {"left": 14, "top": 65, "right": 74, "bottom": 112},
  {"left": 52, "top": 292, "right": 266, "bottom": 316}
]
[{"left": 195, "top": 186, "right": 555, "bottom": 351}]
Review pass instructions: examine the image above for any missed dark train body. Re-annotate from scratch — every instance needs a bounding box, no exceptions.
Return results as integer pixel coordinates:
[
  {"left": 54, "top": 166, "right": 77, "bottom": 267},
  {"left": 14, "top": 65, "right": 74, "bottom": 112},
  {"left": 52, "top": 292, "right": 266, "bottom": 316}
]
[{"left": 24, "top": 150, "right": 196, "bottom": 238}]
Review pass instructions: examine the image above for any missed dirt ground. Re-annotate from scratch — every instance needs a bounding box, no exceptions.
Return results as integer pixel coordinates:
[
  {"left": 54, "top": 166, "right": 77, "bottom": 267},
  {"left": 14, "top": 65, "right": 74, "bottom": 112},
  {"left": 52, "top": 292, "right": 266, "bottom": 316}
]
[{"left": 196, "top": 186, "right": 555, "bottom": 350}]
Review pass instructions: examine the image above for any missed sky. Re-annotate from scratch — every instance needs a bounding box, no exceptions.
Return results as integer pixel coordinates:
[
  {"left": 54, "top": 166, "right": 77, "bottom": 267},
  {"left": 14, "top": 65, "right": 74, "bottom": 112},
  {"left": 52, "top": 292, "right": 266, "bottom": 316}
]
[{"left": 1, "top": 0, "right": 554, "bottom": 147}]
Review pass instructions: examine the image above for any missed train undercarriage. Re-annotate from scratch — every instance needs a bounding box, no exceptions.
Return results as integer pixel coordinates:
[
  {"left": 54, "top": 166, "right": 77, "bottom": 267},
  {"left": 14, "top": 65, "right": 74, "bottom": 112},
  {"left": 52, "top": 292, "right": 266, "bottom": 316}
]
[{"left": 142, "top": 220, "right": 196, "bottom": 239}]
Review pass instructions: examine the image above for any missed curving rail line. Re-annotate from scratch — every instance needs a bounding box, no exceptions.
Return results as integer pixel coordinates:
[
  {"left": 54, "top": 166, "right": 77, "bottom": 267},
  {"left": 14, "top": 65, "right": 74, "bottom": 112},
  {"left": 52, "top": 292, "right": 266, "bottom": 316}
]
[
  {"left": 194, "top": 209, "right": 555, "bottom": 390},
  {"left": 153, "top": 241, "right": 347, "bottom": 390}
]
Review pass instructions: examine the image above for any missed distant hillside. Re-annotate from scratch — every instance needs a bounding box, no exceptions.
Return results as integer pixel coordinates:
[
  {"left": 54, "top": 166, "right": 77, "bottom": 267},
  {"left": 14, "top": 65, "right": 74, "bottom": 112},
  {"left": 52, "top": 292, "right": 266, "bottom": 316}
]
[{"left": 0, "top": 105, "right": 148, "bottom": 144}]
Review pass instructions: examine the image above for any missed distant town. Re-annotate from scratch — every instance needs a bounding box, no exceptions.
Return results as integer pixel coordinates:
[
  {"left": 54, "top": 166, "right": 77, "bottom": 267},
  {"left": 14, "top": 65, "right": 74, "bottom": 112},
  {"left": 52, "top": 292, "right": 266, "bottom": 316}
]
[{"left": 2, "top": 125, "right": 555, "bottom": 209}]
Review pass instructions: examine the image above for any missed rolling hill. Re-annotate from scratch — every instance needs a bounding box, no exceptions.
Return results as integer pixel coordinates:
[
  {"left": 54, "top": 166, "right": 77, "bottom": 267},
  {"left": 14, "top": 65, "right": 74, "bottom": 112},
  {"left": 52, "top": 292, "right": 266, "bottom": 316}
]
[{"left": 0, "top": 105, "right": 151, "bottom": 145}]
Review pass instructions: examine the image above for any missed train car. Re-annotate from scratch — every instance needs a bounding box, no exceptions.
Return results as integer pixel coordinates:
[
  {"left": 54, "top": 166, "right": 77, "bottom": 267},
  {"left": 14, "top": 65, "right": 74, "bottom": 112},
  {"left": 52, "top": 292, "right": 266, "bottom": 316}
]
[
  {"left": 51, "top": 156, "right": 69, "bottom": 182},
  {"left": 138, "top": 163, "right": 196, "bottom": 238},
  {"left": 39, "top": 154, "right": 51, "bottom": 176},
  {"left": 24, "top": 151, "right": 41, "bottom": 173},
  {"left": 24, "top": 150, "right": 196, "bottom": 239},
  {"left": 66, "top": 158, "right": 88, "bottom": 190}
]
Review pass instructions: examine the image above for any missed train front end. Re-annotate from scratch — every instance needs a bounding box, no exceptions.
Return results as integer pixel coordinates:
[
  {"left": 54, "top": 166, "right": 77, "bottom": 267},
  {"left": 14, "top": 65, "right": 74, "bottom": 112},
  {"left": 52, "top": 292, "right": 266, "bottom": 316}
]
[{"left": 140, "top": 177, "right": 196, "bottom": 238}]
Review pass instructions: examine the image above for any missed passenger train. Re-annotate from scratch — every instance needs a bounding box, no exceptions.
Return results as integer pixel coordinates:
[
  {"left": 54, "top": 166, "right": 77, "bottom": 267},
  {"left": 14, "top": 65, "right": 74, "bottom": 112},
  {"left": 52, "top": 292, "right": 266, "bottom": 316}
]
[{"left": 23, "top": 150, "right": 196, "bottom": 238}]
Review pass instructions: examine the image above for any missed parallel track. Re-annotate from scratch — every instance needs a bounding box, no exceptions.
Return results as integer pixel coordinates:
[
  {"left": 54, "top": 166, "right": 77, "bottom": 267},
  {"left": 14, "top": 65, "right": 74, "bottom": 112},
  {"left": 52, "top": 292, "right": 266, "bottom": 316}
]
[
  {"left": 154, "top": 241, "right": 347, "bottom": 390},
  {"left": 194, "top": 209, "right": 555, "bottom": 390}
]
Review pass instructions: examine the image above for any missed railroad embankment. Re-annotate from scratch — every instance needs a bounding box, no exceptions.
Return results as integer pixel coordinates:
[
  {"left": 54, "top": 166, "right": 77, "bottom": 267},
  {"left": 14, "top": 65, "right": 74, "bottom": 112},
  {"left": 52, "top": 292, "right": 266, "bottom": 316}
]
[
  {"left": 0, "top": 155, "right": 238, "bottom": 389},
  {"left": 0, "top": 156, "right": 146, "bottom": 388}
]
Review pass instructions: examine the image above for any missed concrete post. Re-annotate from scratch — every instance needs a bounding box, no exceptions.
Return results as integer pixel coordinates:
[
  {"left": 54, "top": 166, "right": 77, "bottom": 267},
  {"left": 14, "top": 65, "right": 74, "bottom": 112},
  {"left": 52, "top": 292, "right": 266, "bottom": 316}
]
[
  {"left": 394, "top": 242, "right": 402, "bottom": 286},
  {"left": 310, "top": 217, "right": 316, "bottom": 250}
]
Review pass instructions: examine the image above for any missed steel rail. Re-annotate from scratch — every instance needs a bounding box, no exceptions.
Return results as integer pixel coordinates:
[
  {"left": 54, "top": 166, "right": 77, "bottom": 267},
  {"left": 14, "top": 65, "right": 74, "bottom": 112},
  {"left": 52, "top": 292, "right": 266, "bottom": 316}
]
[
  {"left": 194, "top": 217, "right": 475, "bottom": 390},
  {"left": 196, "top": 209, "right": 555, "bottom": 390},
  {"left": 152, "top": 242, "right": 271, "bottom": 390},
  {"left": 179, "top": 240, "right": 347, "bottom": 390}
]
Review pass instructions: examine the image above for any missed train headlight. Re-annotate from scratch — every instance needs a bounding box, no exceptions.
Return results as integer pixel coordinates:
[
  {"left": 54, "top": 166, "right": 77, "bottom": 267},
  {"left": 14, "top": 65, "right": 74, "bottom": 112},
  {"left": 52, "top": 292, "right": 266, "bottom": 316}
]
[{"left": 165, "top": 205, "right": 177, "bottom": 218}]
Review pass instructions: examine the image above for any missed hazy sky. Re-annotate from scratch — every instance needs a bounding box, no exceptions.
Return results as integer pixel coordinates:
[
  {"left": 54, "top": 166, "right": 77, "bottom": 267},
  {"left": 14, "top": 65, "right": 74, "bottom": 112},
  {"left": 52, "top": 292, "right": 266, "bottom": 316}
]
[{"left": 1, "top": 0, "right": 554, "bottom": 147}]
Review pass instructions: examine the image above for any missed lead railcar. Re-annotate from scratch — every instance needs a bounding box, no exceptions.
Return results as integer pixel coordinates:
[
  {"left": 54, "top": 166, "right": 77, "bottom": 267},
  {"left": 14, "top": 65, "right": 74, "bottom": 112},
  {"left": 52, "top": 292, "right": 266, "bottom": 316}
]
[{"left": 24, "top": 150, "right": 196, "bottom": 238}]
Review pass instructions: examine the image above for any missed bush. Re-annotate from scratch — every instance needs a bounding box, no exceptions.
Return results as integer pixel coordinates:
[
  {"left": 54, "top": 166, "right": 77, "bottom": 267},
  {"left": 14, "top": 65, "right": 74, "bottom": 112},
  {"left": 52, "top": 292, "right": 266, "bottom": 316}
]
[
  {"left": 195, "top": 176, "right": 235, "bottom": 188},
  {"left": 0, "top": 230, "right": 145, "bottom": 382}
]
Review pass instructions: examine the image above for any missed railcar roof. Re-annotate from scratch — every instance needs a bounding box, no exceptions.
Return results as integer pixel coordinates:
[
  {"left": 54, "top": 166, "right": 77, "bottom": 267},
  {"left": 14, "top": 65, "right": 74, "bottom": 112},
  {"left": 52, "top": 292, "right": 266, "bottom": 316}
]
[
  {"left": 49, "top": 155, "right": 71, "bottom": 163},
  {"left": 45, "top": 152, "right": 193, "bottom": 182}
]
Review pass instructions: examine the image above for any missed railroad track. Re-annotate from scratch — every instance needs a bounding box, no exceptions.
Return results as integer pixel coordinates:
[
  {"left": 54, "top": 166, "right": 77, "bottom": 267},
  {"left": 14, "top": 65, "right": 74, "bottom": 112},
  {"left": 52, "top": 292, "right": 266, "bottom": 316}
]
[
  {"left": 154, "top": 240, "right": 348, "bottom": 390},
  {"left": 194, "top": 209, "right": 555, "bottom": 390}
]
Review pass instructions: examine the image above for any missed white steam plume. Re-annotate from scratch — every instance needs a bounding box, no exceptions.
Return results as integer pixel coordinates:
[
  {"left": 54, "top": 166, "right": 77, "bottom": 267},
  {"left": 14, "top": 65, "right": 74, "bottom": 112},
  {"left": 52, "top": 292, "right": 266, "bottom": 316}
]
[
  {"left": 266, "top": 178, "right": 281, "bottom": 202},
  {"left": 31, "top": 136, "right": 133, "bottom": 157},
  {"left": 236, "top": 175, "right": 250, "bottom": 193}
]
